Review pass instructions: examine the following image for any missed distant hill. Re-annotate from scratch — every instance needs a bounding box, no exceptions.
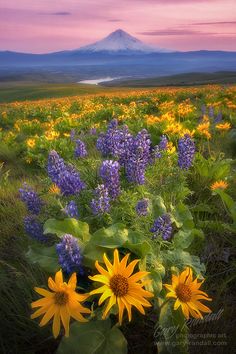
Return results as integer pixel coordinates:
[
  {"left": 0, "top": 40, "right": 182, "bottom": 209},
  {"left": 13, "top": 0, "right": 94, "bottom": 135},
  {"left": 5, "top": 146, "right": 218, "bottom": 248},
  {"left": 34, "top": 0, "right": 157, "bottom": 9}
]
[
  {"left": 102, "top": 71, "right": 236, "bottom": 87},
  {"left": 0, "top": 30, "right": 236, "bottom": 80}
]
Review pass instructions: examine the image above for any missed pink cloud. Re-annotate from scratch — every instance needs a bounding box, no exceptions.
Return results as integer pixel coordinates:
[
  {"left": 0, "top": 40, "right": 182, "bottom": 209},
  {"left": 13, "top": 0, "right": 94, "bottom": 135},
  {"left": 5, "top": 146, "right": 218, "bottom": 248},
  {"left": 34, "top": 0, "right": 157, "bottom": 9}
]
[{"left": 0, "top": 0, "right": 235, "bottom": 52}]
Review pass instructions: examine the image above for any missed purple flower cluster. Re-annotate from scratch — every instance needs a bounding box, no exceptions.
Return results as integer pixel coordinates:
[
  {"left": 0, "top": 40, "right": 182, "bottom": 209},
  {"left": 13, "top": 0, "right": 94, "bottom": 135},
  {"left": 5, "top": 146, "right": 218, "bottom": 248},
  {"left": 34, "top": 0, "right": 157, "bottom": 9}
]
[
  {"left": 214, "top": 112, "right": 222, "bottom": 124},
  {"left": 64, "top": 200, "right": 79, "bottom": 219},
  {"left": 70, "top": 129, "right": 76, "bottom": 141},
  {"left": 177, "top": 135, "right": 195, "bottom": 170},
  {"left": 159, "top": 135, "right": 168, "bottom": 151},
  {"left": 47, "top": 150, "right": 85, "bottom": 196},
  {"left": 125, "top": 129, "right": 151, "bottom": 184},
  {"left": 152, "top": 135, "right": 168, "bottom": 160},
  {"left": 150, "top": 214, "right": 172, "bottom": 240},
  {"left": 75, "top": 139, "right": 87, "bottom": 158},
  {"left": 201, "top": 104, "right": 206, "bottom": 115},
  {"left": 24, "top": 216, "right": 47, "bottom": 243},
  {"left": 99, "top": 160, "right": 120, "bottom": 199},
  {"left": 96, "top": 119, "right": 132, "bottom": 159},
  {"left": 89, "top": 127, "right": 97, "bottom": 135},
  {"left": 208, "top": 106, "right": 214, "bottom": 118},
  {"left": 19, "top": 183, "right": 42, "bottom": 215},
  {"left": 136, "top": 199, "right": 149, "bottom": 216},
  {"left": 56, "top": 234, "right": 83, "bottom": 274},
  {"left": 90, "top": 184, "right": 111, "bottom": 215}
]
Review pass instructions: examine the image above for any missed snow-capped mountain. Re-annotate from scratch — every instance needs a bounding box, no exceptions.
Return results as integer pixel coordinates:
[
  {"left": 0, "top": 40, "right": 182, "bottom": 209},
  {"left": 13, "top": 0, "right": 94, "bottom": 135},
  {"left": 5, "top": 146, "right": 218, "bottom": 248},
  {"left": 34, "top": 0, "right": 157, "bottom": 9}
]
[{"left": 78, "top": 29, "right": 165, "bottom": 53}]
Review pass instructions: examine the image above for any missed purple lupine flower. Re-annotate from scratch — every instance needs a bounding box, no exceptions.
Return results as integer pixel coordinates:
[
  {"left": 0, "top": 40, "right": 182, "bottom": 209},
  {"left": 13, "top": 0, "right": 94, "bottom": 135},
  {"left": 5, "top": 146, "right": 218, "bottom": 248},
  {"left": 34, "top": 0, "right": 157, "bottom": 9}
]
[
  {"left": 57, "top": 165, "right": 85, "bottom": 196},
  {"left": 177, "top": 134, "right": 195, "bottom": 170},
  {"left": 159, "top": 135, "right": 168, "bottom": 151},
  {"left": 136, "top": 199, "right": 149, "bottom": 216},
  {"left": 64, "top": 200, "right": 79, "bottom": 219},
  {"left": 75, "top": 139, "right": 87, "bottom": 158},
  {"left": 47, "top": 151, "right": 85, "bottom": 196},
  {"left": 201, "top": 104, "right": 206, "bottom": 115},
  {"left": 209, "top": 106, "right": 214, "bottom": 118},
  {"left": 96, "top": 119, "right": 132, "bottom": 159},
  {"left": 47, "top": 150, "right": 66, "bottom": 185},
  {"left": 19, "top": 183, "right": 42, "bottom": 215},
  {"left": 125, "top": 129, "right": 151, "bottom": 184},
  {"left": 214, "top": 112, "right": 222, "bottom": 124},
  {"left": 70, "top": 129, "right": 76, "bottom": 141},
  {"left": 151, "top": 135, "right": 168, "bottom": 161},
  {"left": 91, "top": 184, "right": 111, "bottom": 215},
  {"left": 24, "top": 216, "right": 47, "bottom": 243},
  {"left": 150, "top": 214, "right": 172, "bottom": 240},
  {"left": 56, "top": 234, "right": 83, "bottom": 274},
  {"left": 99, "top": 160, "right": 120, "bottom": 199},
  {"left": 89, "top": 127, "right": 97, "bottom": 135}
]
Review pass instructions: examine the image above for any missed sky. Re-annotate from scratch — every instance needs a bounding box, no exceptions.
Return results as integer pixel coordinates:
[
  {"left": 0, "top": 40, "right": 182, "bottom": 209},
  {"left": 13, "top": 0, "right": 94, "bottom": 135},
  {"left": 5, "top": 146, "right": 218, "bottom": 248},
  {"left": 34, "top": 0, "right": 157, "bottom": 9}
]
[{"left": 0, "top": 0, "right": 236, "bottom": 53}]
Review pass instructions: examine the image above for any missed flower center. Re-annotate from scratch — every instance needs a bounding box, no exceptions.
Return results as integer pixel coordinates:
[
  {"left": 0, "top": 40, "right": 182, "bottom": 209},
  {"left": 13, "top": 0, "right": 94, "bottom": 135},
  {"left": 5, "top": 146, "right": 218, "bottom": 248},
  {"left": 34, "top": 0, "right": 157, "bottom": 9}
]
[
  {"left": 176, "top": 283, "right": 192, "bottom": 302},
  {"left": 54, "top": 291, "right": 69, "bottom": 306},
  {"left": 110, "top": 274, "right": 129, "bottom": 297}
]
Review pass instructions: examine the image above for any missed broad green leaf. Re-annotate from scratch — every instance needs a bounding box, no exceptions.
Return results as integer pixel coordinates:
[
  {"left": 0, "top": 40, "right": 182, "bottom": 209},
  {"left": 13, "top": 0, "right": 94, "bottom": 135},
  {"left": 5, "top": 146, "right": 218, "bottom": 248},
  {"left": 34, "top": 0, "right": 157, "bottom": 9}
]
[
  {"left": 26, "top": 244, "right": 59, "bottom": 274},
  {"left": 97, "top": 326, "right": 127, "bottom": 354},
  {"left": 171, "top": 203, "right": 194, "bottom": 230},
  {"left": 156, "top": 301, "right": 188, "bottom": 354},
  {"left": 162, "top": 249, "right": 205, "bottom": 275},
  {"left": 83, "top": 243, "right": 109, "bottom": 268},
  {"left": 124, "top": 231, "right": 151, "bottom": 258},
  {"left": 90, "top": 224, "right": 128, "bottom": 248},
  {"left": 173, "top": 230, "right": 193, "bottom": 249},
  {"left": 44, "top": 218, "right": 90, "bottom": 242},
  {"left": 152, "top": 196, "right": 167, "bottom": 217},
  {"left": 124, "top": 240, "right": 151, "bottom": 259},
  {"left": 149, "top": 269, "right": 162, "bottom": 295},
  {"left": 57, "top": 319, "right": 127, "bottom": 354}
]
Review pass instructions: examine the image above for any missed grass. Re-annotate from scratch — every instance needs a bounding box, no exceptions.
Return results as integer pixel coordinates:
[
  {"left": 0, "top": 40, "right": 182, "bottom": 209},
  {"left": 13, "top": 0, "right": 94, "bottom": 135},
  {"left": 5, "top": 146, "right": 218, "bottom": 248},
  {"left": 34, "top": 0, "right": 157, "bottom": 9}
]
[
  {"left": 0, "top": 81, "right": 143, "bottom": 103},
  {"left": 104, "top": 71, "right": 236, "bottom": 87},
  {"left": 2, "top": 71, "right": 236, "bottom": 103}
]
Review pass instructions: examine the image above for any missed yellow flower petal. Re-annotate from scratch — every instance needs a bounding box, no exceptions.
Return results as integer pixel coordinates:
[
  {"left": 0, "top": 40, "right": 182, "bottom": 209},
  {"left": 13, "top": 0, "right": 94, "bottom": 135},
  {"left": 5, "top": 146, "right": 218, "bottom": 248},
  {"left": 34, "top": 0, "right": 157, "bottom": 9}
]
[
  {"left": 89, "top": 274, "right": 110, "bottom": 285},
  {"left": 55, "top": 269, "right": 63, "bottom": 287},
  {"left": 98, "top": 289, "right": 113, "bottom": 306},
  {"left": 34, "top": 287, "right": 53, "bottom": 298},
  {"left": 52, "top": 309, "right": 61, "bottom": 338},
  {"left": 102, "top": 295, "right": 116, "bottom": 319},
  {"left": 122, "top": 259, "right": 139, "bottom": 278},
  {"left": 68, "top": 273, "right": 77, "bottom": 290},
  {"left": 39, "top": 305, "right": 56, "bottom": 327},
  {"left": 60, "top": 306, "right": 70, "bottom": 337}
]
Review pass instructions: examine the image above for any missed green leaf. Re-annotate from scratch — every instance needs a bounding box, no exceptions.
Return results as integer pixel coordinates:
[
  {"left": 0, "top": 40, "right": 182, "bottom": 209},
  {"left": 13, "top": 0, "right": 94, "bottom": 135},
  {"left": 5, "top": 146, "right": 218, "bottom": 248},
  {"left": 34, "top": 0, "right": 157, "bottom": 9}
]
[
  {"left": 149, "top": 269, "right": 162, "bottom": 295},
  {"left": 191, "top": 203, "right": 214, "bottom": 213},
  {"left": 171, "top": 203, "right": 194, "bottom": 230},
  {"left": 173, "top": 230, "right": 193, "bottom": 249},
  {"left": 57, "top": 319, "right": 127, "bottom": 354},
  {"left": 124, "top": 231, "right": 151, "bottom": 258},
  {"left": 162, "top": 249, "right": 205, "bottom": 275},
  {"left": 26, "top": 243, "right": 59, "bottom": 274},
  {"left": 156, "top": 302, "right": 188, "bottom": 354},
  {"left": 152, "top": 196, "right": 167, "bottom": 217},
  {"left": 90, "top": 224, "right": 128, "bottom": 248},
  {"left": 44, "top": 218, "right": 90, "bottom": 242},
  {"left": 214, "top": 190, "right": 236, "bottom": 222},
  {"left": 83, "top": 243, "right": 109, "bottom": 269}
]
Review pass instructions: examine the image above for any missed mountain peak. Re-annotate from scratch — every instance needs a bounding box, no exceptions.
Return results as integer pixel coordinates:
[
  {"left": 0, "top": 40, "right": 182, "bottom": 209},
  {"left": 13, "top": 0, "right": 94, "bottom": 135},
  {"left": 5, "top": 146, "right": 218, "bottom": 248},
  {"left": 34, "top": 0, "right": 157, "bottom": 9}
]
[{"left": 78, "top": 29, "right": 165, "bottom": 53}]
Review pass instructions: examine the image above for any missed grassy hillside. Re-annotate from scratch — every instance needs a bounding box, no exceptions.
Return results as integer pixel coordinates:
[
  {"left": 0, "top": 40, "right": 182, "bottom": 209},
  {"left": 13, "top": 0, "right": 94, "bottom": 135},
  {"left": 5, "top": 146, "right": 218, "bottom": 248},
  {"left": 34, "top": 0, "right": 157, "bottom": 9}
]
[
  {"left": 0, "top": 82, "right": 117, "bottom": 103},
  {"left": 104, "top": 71, "right": 236, "bottom": 87},
  {"left": 1, "top": 71, "right": 236, "bottom": 103}
]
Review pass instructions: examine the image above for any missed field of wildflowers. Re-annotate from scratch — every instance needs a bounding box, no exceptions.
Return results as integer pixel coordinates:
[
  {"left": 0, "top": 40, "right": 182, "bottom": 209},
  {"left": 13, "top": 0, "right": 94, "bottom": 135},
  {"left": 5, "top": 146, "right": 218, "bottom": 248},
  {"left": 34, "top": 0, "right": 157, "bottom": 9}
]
[{"left": 0, "top": 85, "right": 236, "bottom": 353}]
